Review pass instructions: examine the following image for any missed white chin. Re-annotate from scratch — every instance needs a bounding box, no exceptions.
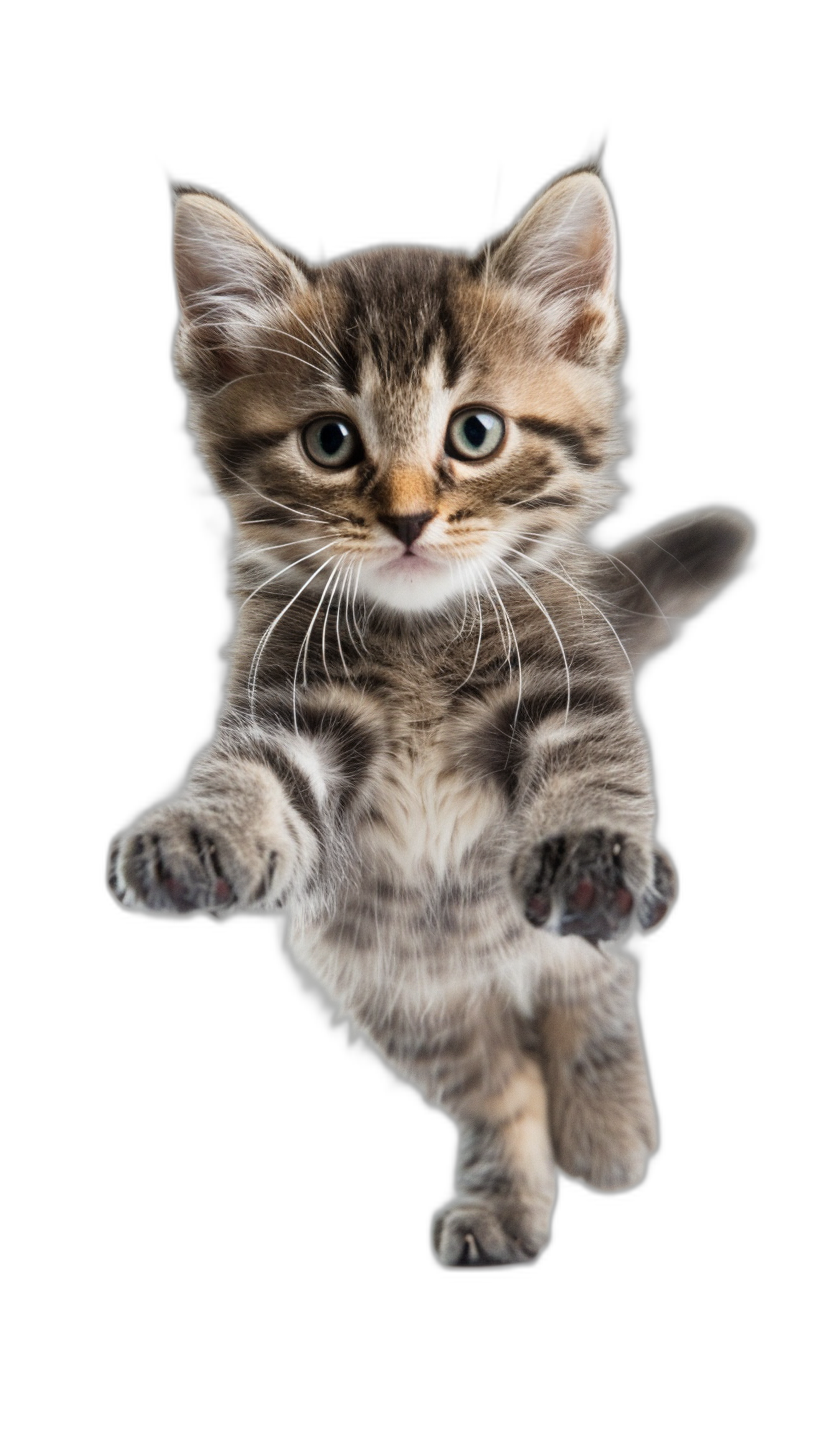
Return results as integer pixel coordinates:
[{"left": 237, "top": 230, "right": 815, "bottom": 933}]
[{"left": 360, "top": 555, "right": 464, "bottom": 614}]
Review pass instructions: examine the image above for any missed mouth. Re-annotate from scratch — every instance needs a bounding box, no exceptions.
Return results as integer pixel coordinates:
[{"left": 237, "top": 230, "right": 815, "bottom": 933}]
[
  {"left": 376, "top": 546, "right": 441, "bottom": 575},
  {"left": 359, "top": 543, "right": 464, "bottom": 613}
]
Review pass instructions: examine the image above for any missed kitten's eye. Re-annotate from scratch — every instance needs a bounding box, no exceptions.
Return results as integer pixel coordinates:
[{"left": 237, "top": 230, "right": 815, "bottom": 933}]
[
  {"left": 302, "top": 417, "right": 362, "bottom": 469},
  {"left": 446, "top": 407, "right": 505, "bottom": 462}
]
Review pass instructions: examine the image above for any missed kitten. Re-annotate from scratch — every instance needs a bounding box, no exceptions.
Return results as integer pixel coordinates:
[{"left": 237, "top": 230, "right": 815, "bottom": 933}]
[{"left": 109, "top": 168, "right": 751, "bottom": 1265}]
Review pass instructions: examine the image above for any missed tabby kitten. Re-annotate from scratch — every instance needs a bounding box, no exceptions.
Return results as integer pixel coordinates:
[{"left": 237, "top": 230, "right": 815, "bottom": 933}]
[{"left": 109, "top": 168, "right": 751, "bottom": 1265}]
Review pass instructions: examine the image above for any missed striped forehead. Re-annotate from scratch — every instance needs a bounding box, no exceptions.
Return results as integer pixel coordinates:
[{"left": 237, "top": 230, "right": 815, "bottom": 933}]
[
  {"left": 326, "top": 248, "right": 467, "bottom": 388},
  {"left": 352, "top": 347, "right": 455, "bottom": 460}
]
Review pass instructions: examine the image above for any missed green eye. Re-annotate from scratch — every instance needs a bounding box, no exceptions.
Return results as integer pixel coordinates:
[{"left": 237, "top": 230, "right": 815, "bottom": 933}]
[
  {"left": 302, "top": 417, "right": 362, "bottom": 469},
  {"left": 446, "top": 407, "right": 505, "bottom": 462}
]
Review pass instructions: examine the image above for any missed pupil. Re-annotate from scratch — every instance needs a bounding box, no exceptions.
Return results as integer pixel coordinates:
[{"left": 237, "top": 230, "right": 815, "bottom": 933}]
[
  {"left": 464, "top": 414, "right": 487, "bottom": 448},
  {"left": 320, "top": 421, "right": 346, "bottom": 456}
]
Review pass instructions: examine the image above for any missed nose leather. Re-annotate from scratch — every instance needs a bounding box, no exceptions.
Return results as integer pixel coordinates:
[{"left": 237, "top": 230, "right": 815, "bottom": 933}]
[{"left": 379, "top": 512, "right": 435, "bottom": 548}]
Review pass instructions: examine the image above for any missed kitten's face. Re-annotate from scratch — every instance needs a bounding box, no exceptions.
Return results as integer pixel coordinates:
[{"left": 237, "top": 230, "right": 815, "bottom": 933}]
[{"left": 174, "top": 173, "right": 623, "bottom": 615}]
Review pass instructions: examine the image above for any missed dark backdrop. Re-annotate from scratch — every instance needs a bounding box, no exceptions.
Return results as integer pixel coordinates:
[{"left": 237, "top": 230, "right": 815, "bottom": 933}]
[{"left": 90, "top": 102, "right": 763, "bottom": 1310}]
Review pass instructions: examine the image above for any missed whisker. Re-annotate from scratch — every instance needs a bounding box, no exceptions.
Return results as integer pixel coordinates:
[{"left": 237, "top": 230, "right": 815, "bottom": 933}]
[
  {"left": 463, "top": 242, "right": 495, "bottom": 355},
  {"left": 222, "top": 461, "right": 352, "bottom": 525},
  {"left": 486, "top": 566, "right": 524, "bottom": 730},
  {"left": 458, "top": 565, "right": 485, "bottom": 689},
  {"left": 510, "top": 546, "right": 633, "bottom": 676},
  {"left": 248, "top": 556, "right": 336, "bottom": 715},
  {"left": 307, "top": 558, "right": 344, "bottom": 682},
  {"left": 515, "top": 535, "right": 670, "bottom": 626},
  {"left": 315, "top": 294, "right": 349, "bottom": 370},
  {"left": 305, "top": 327, "right": 343, "bottom": 372},
  {"left": 186, "top": 306, "right": 341, "bottom": 389},
  {"left": 267, "top": 324, "right": 341, "bottom": 375},
  {"left": 223, "top": 463, "right": 326, "bottom": 523},
  {"left": 597, "top": 549, "right": 672, "bottom": 626},
  {"left": 222, "top": 460, "right": 292, "bottom": 510},
  {"left": 249, "top": 344, "right": 341, "bottom": 386},
  {"left": 289, "top": 553, "right": 340, "bottom": 728},
  {"left": 480, "top": 567, "right": 513, "bottom": 665},
  {"left": 336, "top": 563, "right": 354, "bottom": 679},
  {"left": 292, "top": 558, "right": 345, "bottom": 730},
  {"left": 547, "top": 550, "right": 585, "bottom": 631},
  {"left": 233, "top": 534, "right": 327, "bottom": 563},
  {"left": 350, "top": 559, "right": 369, "bottom": 655},
  {"left": 512, "top": 533, "right": 588, "bottom": 630},
  {"left": 343, "top": 560, "right": 357, "bottom": 655},
  {"left": 242, "top": 514, "right": 323, "bottom": 526},
  {"left": 640, "top": 535, "right": 698, "bottom": 571},
  {"left": 321, "top": 552, "right": 349, "bottom": 677},
  {"left": 459, "top": 564, "right": 475, "bottom": 642},
  {"left": 345, "top": 559, "right": 367, "bottom": 657},
  {"left": 240, "top": 542, "right": 336, "bottom": 610},
  {"left": 286, "top": 315, "right": 344, "bottom": 373},
  {"left": 444, "top": 552, "right": 473, "bottom": 645},
  {"left": 207, "top": 370, "right": 269, "bottom": 400},
  {"left": 492, "top": 555, "right": 571, "bottom": 723},
  {"left": 508, "top": 490, "right": 572, "bottom": 509},
  {"left": 305, "top": 505, "right": 355, "bottom": 526}
]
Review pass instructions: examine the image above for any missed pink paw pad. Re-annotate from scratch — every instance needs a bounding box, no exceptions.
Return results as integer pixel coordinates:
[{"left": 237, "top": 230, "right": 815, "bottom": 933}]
[{"left": 570, "top": 880, "right": 596, "bottom": 912}]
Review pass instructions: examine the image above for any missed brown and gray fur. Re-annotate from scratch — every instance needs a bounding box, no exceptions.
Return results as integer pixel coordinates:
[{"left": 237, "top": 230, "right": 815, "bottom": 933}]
[{"left": 109, "top": 168, "right": 752, "bottom": 1265}]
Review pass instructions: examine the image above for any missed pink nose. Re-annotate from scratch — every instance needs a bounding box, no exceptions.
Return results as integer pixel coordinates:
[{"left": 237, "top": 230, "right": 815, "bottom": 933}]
[{"left": 378, "top": 512, "right": 435, "bottom": 548}]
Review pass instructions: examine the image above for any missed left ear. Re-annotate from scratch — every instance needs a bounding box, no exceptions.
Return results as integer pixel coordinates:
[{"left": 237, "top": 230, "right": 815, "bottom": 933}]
[
  {"left": 172, "top": 187, "right": 310, "bottom": 384},
  {"left": 488, "top": 169, "right": 622, "bottom": 365}
]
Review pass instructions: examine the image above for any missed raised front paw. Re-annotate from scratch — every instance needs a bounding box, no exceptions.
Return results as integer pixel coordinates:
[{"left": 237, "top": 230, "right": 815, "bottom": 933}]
[
  {"left": 521, "top": 830, "right": 677, "bottom": 943},
  {"left": 108, "top": 803, "right": 280, "bottom": 915}
]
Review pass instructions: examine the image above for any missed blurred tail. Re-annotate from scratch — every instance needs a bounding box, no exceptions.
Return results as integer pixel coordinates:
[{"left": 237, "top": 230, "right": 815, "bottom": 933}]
[{"left": 595, "top": 507, "right": 754, "bottom": 661}]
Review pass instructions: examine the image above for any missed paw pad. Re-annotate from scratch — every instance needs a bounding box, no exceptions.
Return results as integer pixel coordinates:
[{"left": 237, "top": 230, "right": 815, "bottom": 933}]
[{"left": 523, "top": 831, "right": 676, "bottom": 944}]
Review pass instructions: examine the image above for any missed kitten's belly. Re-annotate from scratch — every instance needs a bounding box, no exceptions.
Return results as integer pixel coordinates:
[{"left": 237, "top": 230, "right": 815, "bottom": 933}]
[
  {"left": 290, "top": 880, "right": 609, "bottom": 1019},
  {"left": 289, "top": 744, "right": 611, "bottom": 1015}
]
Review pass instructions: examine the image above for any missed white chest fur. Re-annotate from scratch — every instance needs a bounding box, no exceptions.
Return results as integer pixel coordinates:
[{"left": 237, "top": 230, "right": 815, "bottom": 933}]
[{"left": 359, "top": 728, "right": 504, "bottom": 880}]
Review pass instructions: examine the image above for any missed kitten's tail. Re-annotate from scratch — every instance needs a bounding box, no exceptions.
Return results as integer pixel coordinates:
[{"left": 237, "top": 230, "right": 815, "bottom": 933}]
[{"left": 595, "top": 507, "right": 754, "bottom": 661}]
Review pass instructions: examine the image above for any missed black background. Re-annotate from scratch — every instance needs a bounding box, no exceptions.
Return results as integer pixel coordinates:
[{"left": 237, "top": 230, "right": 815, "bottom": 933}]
[{"left": 85, "top": 93, "right": 769, "bottom": 1322}]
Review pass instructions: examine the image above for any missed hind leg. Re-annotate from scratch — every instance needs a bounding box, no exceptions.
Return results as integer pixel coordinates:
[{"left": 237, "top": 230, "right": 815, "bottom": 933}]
[
  {"left": 537, "top": 955, "right": 658, "bottom": 1190},
  {"left": 369, "top": 1004, "right": 557, "bottom": 1266},
  {"left": 433, "top": 1055, "right": 557, "bottom": 1266}
]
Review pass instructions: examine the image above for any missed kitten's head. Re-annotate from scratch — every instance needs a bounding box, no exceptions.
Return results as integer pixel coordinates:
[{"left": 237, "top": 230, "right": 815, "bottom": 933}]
[{"left": 173, "top": 169, "right": 623, "bottom": 615}]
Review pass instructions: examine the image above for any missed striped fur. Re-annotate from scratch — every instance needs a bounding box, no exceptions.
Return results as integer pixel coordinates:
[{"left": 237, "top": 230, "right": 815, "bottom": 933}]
[{"left": 110, "top": 169, "right": 752, "bottom": 1265}]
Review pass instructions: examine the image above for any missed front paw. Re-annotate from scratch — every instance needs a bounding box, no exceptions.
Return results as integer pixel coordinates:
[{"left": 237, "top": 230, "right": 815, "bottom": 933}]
[
  {"left": 108, "top": 804, "right": 279, "bottom": 915},
  {"left": 521, "top": 831, "right": 676, "bottom": 943}
]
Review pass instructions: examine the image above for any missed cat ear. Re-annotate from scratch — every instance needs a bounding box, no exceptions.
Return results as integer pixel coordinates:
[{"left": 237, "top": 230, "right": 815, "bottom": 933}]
[
  {"left": 489, "top": 170, "right": 621, "bottom": 364},
  {"left": 173, "top": 189, "right": 308, "bottom": 375}
]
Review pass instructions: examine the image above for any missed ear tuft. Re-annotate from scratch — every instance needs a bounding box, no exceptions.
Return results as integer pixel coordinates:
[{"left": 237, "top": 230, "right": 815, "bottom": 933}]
[
  {"left": 490, "top": 170, "right": 621, "bottom": 365},
  {"left": 172, "top": 189, "right": 307, "bottom": 379}
]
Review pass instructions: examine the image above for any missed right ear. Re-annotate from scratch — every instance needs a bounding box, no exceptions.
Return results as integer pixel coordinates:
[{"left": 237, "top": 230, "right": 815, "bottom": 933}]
[
  {"left": 173, "top": 188, "right": 308, "bottom": 375},
  {"left": 486, "top": 169, "right": 622, "bottom": 365}
]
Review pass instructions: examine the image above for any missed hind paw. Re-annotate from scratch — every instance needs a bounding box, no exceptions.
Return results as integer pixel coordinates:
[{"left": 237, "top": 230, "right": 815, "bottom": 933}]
[{"left": 432, "top": 1198, "right": 548, "bottom": 1267}]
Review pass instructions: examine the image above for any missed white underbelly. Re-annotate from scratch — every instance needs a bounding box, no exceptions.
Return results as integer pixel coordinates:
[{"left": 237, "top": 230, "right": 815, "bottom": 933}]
[{"left": 360, "top": 747, "right": 504, "bottom": 879}]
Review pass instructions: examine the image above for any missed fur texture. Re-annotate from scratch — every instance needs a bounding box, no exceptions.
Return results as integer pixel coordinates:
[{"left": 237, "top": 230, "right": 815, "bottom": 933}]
[{"left": 109, "top": 168, "right": 752, "bottom": 1265}]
